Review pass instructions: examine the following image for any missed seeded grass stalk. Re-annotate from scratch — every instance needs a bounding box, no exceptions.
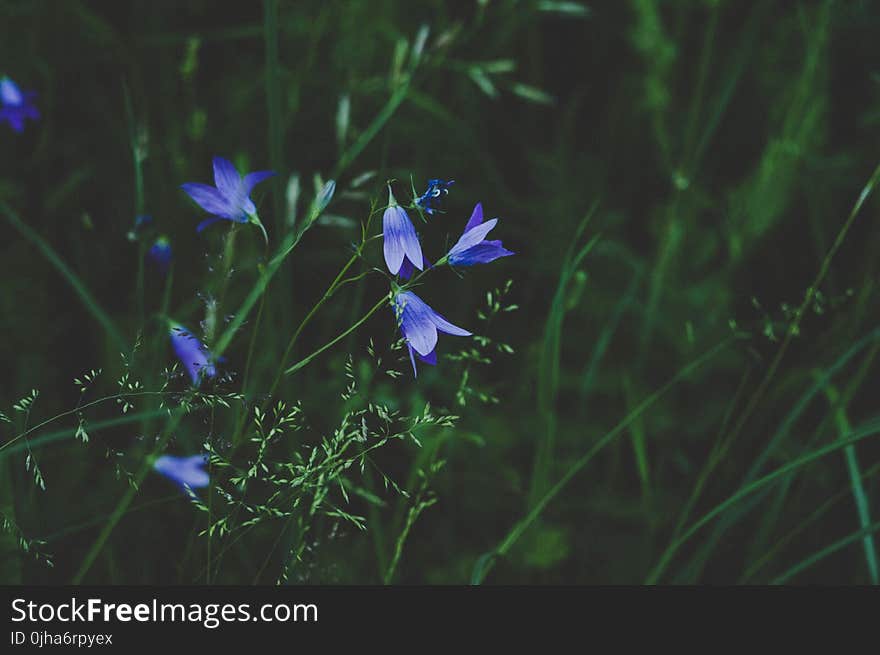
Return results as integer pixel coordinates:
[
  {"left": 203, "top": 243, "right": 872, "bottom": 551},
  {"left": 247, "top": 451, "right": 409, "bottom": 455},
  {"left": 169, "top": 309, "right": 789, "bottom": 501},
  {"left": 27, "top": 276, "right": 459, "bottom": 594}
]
[
  {"left": 1, "top": 202, "right": 128, "bottom": 352},
  {"left": 0, "top": 392, "right": 200, "bottom": 458},
  {"left": 0, "top": 409, "right": 167, "bottom": 459},
  {"left": 193, "top": 70, "right": 419, "bottom": 578},
  {"left": 677, "top": 327, "right": 880, "bottom": 580},
  {"left": 472, "top": 334, "right": 741, "bottom": 584},
  {"left": 73, "top": 393, "right": 191, "bottom": 582},
  {"left": 657, "top": 162, "right": 880, "bottom": 578}
]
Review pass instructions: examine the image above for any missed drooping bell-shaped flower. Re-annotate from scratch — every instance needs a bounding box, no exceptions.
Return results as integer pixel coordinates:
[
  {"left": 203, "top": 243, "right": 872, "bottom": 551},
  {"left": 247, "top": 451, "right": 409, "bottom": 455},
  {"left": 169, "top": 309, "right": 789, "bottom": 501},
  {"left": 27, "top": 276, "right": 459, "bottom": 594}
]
[
  {"left": 392, "top": 289, "right": 471, "bottom": 376},
  {"left": 148, "top": 236, "right": 172, "bottom": 274},
  {"left": 0, "top": 76, "right": 39, "bottom": 133},
  {"left": 181, "top": 156, "right": 275, "bottom": 240},
  {"left": 445, "top": 203, "right": 514, "bottom": 267},
  {"left": 383, "top": 186, "right": 423, "bottom": 276},
  {"left": 169, "top": 321, "right": 216, "bottom": 385}
]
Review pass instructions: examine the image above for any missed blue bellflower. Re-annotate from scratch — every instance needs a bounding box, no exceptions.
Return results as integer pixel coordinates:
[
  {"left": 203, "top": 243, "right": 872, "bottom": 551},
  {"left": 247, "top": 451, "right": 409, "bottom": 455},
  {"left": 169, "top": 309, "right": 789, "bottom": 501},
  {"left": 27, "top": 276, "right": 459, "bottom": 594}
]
[
  {"left": 148, "top": 236, "right": 172, "bottom": 274},
  {"left": 416, "top": 179, "right": 455, "bottom": 215},
  {"left": 153, "top": 454, "right": 209, "bottom": 493},
  {"left": 397, "top": 254, "right": 431, "bottom": 281},
  {"left": 446, "top": 203, "right": 514, "bottom": 267},
  {"left": 392, "top": 289, "right": 471, "bottom": 376},
  {"left": 383, "top": 187, "right": 424, "bottom": 276},
  {"left": 181, "top": 156, "right": 275, "bottom": 239},
  {"left": 0, "top": 77, "right": 39, "bottom": 133},
  {"left": 169, "top": 321, "right": 216, "bottom": 385}
]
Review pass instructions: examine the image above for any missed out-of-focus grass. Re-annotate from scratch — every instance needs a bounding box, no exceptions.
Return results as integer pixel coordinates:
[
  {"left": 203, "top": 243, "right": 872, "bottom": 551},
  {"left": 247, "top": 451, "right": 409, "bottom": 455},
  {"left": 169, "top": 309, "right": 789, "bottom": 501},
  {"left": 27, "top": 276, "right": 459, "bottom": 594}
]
[{"left": 2, "top": 0, "right": 880, "bottom": 584}]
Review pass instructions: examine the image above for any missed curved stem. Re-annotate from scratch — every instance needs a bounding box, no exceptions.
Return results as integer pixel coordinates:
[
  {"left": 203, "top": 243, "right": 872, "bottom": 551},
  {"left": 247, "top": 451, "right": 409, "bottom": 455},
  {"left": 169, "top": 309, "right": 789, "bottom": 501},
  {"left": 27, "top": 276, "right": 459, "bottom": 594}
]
[{"left": 284, "top": 295, "right": 389, "bottom": 376}]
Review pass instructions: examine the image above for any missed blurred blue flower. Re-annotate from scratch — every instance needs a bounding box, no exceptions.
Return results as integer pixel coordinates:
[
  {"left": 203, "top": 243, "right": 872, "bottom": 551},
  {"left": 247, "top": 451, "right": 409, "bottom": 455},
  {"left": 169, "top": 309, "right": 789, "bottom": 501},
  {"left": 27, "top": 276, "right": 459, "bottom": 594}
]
[
  {"left": 392, "top": 289, "right": 471, "bottom": 376},
  {"left": 181, "top": 156, "right": 275, "bottom": 236},
  {"left": 446, "top": 203, "right": 514, "bottom": 267},
  {"left": 148, "top": 236, "right": 172, "bottom": 274},
  {"left": 383, "top": 186, "right": 423, "bottom": 276},
  {"left": 0, "top": 76, "right": 39, "bottom": 133},
  {"left": 153, "top": 454, "right": 209, "bottom": 493},
  {"left": 169, "top": 321, "right": 216, "bottom": 385},
  {"left": 415, "top": 179, "right": 454, "bottom": 215},
  {"left": 134, "top": 214, "right": 153, "bottom": 229}
]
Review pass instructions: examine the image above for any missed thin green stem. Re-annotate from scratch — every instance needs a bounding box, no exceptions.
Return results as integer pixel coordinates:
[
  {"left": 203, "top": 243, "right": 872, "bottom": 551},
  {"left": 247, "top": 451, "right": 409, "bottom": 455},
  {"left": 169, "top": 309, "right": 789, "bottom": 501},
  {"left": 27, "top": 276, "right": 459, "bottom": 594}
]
[{"left": 1, "top": 202, "right": 128, "bottom": 352}]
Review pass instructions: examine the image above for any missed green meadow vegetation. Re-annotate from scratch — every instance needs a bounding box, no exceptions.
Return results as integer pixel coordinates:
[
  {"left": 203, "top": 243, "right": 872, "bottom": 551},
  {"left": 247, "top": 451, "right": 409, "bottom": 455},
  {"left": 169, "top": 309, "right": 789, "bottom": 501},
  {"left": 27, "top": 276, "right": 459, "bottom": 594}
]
[{"left": 2, "top": 0, "right": 880, "bottom": 584}]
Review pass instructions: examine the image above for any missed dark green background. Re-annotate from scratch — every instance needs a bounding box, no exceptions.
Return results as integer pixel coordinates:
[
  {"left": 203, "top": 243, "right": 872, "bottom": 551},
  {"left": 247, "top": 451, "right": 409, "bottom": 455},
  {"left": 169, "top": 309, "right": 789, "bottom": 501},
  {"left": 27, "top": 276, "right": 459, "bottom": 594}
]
[{"left": 2, "top": 0, "right": 880, "bottom": 584}]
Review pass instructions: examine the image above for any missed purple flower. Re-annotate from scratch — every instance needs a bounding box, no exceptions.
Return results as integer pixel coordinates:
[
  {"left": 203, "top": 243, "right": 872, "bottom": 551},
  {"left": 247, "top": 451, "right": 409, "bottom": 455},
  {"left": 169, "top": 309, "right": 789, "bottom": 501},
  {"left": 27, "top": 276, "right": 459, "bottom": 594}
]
[
  {"left": 148, "top": 236, "right": 172, "bottom": 274},
  {"left": 392, "top": 289, "right": 471, "bottom": 376},
  {"left": 181, "top": 156, "right": 275, "bottom": 238},
  {"left": 153, "top": 454, "right": 209, "bottom": 492},
  {"left": 445, "top": 203, "right": 514, "bottom": 267},
  {"left": 0, "top": 77, "right": 39, "bottom": 133},
  {"left": 383, "top": 186, "right": 424, "bottom": 276},
  {"left": 397, "top": 255, "right": 431, "bottom": 281},
  {"left": 169, "top": 321, "right": 216, "bottom": 385},
  {"left": 415, "top": 179, "right": 454, "bottom": 215}
]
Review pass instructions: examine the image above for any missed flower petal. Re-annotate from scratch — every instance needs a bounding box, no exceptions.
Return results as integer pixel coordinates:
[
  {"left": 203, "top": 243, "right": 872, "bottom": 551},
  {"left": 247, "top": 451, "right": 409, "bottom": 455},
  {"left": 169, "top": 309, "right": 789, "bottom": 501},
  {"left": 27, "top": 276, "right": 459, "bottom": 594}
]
[
  {"left": 383, "top": 208, "right": 406, "bottom": 274},
  {"left": 242, "top": 170, "right": 276, "bottom": 195},
  {"left": 0, "top": 77, "right": 22, "bottom": 106},
  {"left": 196, "top": 216, "right": 226, "bottom": 233},
  {"left": 169, "top": 323, "right": 216, "bottom": 385},
  {"left": 395, "top": 291, "right": 438, "bottom": 356},
  {"left": 212, "top": 156, "right": 241, "bottom": 196},
  {"left": 449, "top": 240, "right": 515, "bottom": 266},
  {"left": 154, "top": 454, "right": 209, "bottom": 490},
  {"left": 384, "top": 206, "right": 423, "bottom": 274},
  {"left": 181, "top": 183, "right": 235, "bottom": 218},
  {"left": 0, "top": 108, "right": 24, "bottom": 133},
  {"left": 398, "top": 254, "right": 433, "bottom": 281},
  {"left": 407, "top": 344, "right": 419, "bottom": 377},
  {"left": 431, "top": 311, "right": 471, "bottom": 337},
  {"left": 463, "top": 202, "right": 484, "bottom": 232},
  {"left": 400, "top": 224, "right": 424, "bottom": 272},
  {"left": 449, "top": 218, "right": 498, "bottom": 256}
]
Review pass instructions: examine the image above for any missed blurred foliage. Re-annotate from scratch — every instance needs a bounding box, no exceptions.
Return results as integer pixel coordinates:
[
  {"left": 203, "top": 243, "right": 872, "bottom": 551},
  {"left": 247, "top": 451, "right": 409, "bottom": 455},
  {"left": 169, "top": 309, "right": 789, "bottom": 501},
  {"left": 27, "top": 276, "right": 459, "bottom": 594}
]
[{"left": 2, "top": 0, "right": 880, "bottom": 584}]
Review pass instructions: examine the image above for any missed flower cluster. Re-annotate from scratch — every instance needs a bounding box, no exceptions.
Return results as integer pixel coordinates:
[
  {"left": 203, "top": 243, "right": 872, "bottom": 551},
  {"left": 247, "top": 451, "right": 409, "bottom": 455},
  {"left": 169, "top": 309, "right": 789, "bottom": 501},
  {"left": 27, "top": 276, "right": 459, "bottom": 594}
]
[{"left": 384, "top": 181, "right": 514, "bottom": 376}]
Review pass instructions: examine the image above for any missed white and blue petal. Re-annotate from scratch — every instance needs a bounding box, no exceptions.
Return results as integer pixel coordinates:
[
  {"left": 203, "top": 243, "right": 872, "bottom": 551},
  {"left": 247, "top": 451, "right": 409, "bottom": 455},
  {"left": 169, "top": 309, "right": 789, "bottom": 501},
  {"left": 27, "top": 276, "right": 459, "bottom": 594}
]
[
  {"left": 448, "top": 218, "right": 498, "bottom": 258},
  {"left": 154, "top": 454, "right": 210, "bottom": 490},
  {"left": 212, "top": 156, "right": 242, "bottom": 197},
  {"left": 449, "top": 240, "right": 514, "bottom": 266},
  {"left": 394, "top": 291, "right": 438, "bottom": 356},
  {"left": 445, "top": 203, "right": 514, "bottom": 268},
  {"left": 243, "top": 170, "right": 276, "bottom": 194},
  {"left": 169, "top": 322, "right": 216, "bottom": 385},
  {"left": 0, "top": 77, "right": 23, "bottom": 106},
  {"left": 393, "top": 290, "right": 470, "bottom": 376},
  {"left": 383, "top": 205, "right": 424, "bottom": 275},
  {"left": 181, "top": 183, "right": 236, "bottom": 219}
]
